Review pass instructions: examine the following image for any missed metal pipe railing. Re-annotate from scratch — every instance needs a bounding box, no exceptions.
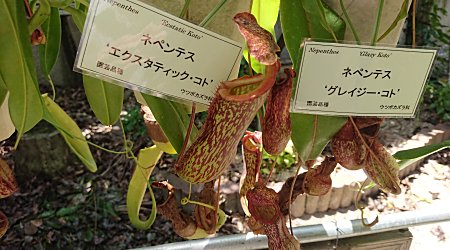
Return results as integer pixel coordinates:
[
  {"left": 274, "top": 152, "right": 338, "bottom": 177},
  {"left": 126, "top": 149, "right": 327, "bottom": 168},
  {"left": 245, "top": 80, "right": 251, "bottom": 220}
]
[{"left": 135, "top": 208, "right": 450, "bottom": 250}]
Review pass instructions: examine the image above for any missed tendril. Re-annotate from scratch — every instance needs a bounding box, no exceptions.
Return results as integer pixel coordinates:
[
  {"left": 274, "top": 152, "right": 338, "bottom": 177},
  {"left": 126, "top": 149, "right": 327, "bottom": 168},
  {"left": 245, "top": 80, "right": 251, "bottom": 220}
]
[
  {"left": 288, "top": 157, "right": 303, "bottom": 235},
  {"left": 181, "top": 197, "right": 216, "bottom": 211},
  {"left": 264, "top": 155, "right": 278, "bottom": 184},
  {"left": 354, "top": 178, "right": 379, "bottom": 227}
]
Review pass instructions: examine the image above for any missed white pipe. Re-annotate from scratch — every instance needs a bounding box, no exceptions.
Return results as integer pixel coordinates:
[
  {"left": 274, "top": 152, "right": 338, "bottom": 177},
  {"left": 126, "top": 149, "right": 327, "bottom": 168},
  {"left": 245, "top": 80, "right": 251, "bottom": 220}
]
[{"left": 135, "top": 208, "right": 450, "bottom": 250}]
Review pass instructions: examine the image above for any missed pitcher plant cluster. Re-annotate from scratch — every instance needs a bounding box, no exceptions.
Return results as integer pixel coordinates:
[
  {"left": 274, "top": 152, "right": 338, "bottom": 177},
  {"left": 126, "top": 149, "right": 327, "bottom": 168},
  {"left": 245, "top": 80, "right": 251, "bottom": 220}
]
[{"left": 0, "top": 1, "right": 449, "bottom": 249}]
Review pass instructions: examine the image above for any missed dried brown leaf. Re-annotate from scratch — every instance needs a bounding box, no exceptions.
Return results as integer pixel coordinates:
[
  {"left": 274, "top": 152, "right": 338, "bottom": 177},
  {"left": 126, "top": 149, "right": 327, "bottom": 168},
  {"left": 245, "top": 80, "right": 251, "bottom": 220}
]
[
  {"left": 0, "top": 159, "right": 17, "bottom": 199},
  {"left": 194, "top": 182, "right": 218, "bottom": 234},
  {"left": 0, "top": 210, "right": 8, "bottom": 238}
]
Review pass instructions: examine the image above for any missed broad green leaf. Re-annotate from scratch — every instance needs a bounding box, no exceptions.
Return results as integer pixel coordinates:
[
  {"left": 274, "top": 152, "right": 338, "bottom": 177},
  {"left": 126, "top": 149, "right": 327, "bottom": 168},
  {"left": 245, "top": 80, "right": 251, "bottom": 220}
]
[
  {"left": 28, "top": 0, "right": 51, "bottom": 35},
  {"left": 127, "top": 146, "right": 162, "bottom": 229},
  {"left": 83, "top": 76, "right": 124, "bottom": 125},
  {"left": 377, "top": 0, "right": 409, "bottom": 42},
  {"left": 0, "top": 1, "right": 43, "bottom": 147},
  {"left": 281, "top": 0, "right": 345, "bottom": 80},
  {"left": 63, "top": 6, "right": 86, "bottom": 31},
  {"left": 244, "top": 0, "right": 280, "bottom": 73},
  {"left": 281, "top": 0, "right": 347, "bottom": 161},
  {"left": 142, "top": 94, "right": 198, "bottom": 154},
  {"left": 42, "top": 94, "right": 97, "bottom": 172},
  {"left": 39, "top": 7, "right": 61, "bottom": 76},
  {"left": 394, "top": 140, "right": 450, "bottom": 170},
  {"left": 291, "top": 114, "right": 346, "bottom": 161},
  {"left": 280, "top": 0, "right": 308, "bottom": 69},
  {"left": 302, "top": 0, "right": 345, "bottom": 42}
]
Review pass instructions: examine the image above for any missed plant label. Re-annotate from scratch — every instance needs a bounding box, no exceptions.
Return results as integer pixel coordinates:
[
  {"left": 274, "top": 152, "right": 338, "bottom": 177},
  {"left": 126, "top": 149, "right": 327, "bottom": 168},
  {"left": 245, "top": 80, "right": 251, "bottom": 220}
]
[
  {"left": 291, "top": 41, "right": 437, "bottom": 117},
  {"left": 75, "top": 0, "right": 243, "bottom": 105}
]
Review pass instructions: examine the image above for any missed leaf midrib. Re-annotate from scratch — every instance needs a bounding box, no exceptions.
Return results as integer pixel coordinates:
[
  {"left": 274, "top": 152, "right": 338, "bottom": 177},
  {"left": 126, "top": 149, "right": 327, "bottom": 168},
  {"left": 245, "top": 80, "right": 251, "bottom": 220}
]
[
  {"left": 2, "top": 1, "right": 28, "bottom": 137},
  {"left": 100, "top": 81, "right": 112, "bottom": 124}
]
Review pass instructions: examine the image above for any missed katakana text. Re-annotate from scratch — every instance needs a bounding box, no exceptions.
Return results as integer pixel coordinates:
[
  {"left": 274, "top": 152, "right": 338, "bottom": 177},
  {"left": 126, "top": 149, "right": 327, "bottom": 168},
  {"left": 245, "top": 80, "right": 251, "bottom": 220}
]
[
  {"left": 325, "top": 85, "right": 400, "bottom": 98},
  {"left": 342, "top": 67, "right": 391, "bottom": 79}
]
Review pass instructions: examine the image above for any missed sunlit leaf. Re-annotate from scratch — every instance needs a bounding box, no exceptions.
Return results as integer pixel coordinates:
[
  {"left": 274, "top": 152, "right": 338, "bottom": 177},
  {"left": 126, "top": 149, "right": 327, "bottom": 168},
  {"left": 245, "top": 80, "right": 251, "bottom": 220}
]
[
  {"left": 377, "top": 0, "right": 409, "bottom": 42},
  {"left": 39, "top": 7, "right": 61, "bottom": 75},
  {"left": 280, "top": 0, "right": 347, "bottom": 161},
  {"left": 0, "top": 1, "right": 43, "bottom": 147},
  {"left": 42, "top": 94, "right": 97, "bottom": 172},
  {"left": 141, "top": 94, "right": 198, "bottom": 154},
  {"left": 244, "top": 0, "right": 280, "bottom": 73},
  {"left": 83, "top": 75, "right": 124, "bottom": 125},
  {"left": 127, "top": 146, "right": 162, "bottom": 229},
  {"left": 394, "top": 140, "right": 450, "bottom": 169}
]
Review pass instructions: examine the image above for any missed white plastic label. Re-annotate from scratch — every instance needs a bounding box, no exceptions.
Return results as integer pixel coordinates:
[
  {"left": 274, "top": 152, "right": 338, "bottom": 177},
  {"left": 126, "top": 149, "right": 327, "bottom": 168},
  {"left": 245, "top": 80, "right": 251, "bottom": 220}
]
[
  {"left": 75, "top": 0, "right": 243, "bottom": 105},
  {"left": 292, "top": 41, "right": 437, "bottom": 117}
]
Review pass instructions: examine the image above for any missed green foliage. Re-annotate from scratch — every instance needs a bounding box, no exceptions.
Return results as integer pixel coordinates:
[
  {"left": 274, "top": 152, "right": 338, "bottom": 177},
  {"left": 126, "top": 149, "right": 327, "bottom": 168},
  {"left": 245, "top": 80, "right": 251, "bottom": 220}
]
[
  {"left": 126, "top": 146, "right": 162, "bottom": 230},
  {"left": 83, "top": 75, "right": 124, "bottom": 126},
  {"left": 416, "top": 0, "right": 450, "bottom": 121},
  {"left": 0, "top": 1, "right": 43, "bottom": 147},
  {"left": 280, "top": 0, "right": 347, "bottom": 162},
  {"left": 39, "top": 7, "right": 61, "bottom": 76},
  {"left": 121, "top": 105, "right": 147, "bottom": 140},
  {"left": 394, "top": 140, "right": 450, "bottom": 169},
  {"left": 377, "top": 0, "right": 409, "bottom": 42},
  {"left": 42, "top": 94, "right": 97, "bottom": 172},
  {"left": 142, "top": 94, "right": 198, "bottom": 154},
  {"left": 425, "top": 81, "right": 450, "bottom": 121},
  {"left": 261, "top": 148, "right": 296, "bottom": 176}
]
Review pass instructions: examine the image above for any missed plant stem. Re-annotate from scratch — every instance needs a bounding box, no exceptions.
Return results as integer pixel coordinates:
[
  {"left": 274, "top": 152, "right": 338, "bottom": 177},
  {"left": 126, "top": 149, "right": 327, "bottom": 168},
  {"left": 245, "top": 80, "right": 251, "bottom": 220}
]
[
  {"left": 288, "top": 160, "right": 303, "bottom": 235},
  {"left": 77, "top": 0, "right": 90, "bottom": 7},
  {"left": 199, "top": 0, "right": 228, "bottom": 27},
  {"left": 178, "top": 103, "right": 196, "bottom": 157},
  {"left": 371, "top": 0, "right": 385, "bottom": 46},
  {"left": 179, "top": 0, "right": 191, "bottom": 18},
  {"left": 316, "top": 0, "right": 338, "bottom": 42},
  {"left": 339, "top": 0, "right": 361, "bottom": 45},
  {"left": 45, "top": 117, "right": 128, "bottom": 155},
  {"left": 47, "top": 75, "right": 56, "bottom": 101}
]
